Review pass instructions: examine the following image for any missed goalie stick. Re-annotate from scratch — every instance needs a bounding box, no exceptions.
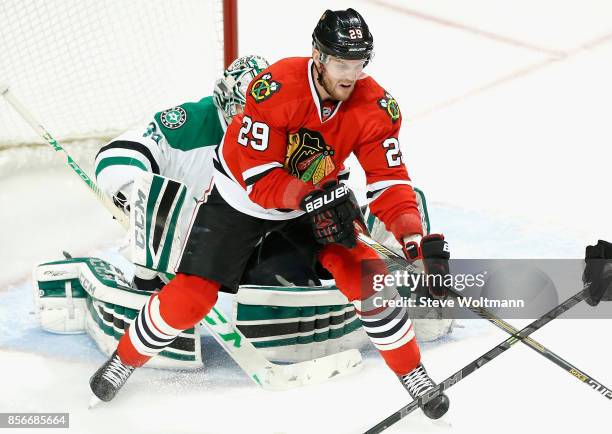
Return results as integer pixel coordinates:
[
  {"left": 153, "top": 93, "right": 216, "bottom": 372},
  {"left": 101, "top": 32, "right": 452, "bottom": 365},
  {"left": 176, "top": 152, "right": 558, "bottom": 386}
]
[
  {"left": 357, "top": 232, "right": 612, "bottom": 401},
  {"left": 365, "top": 286, "right": 590, "bottom": 433},
  {"left": 1, "top": 84, "right": 362, "bottom": 391},
  {"left": 0, "top": 84, "right": 129, "bottom": 227}
]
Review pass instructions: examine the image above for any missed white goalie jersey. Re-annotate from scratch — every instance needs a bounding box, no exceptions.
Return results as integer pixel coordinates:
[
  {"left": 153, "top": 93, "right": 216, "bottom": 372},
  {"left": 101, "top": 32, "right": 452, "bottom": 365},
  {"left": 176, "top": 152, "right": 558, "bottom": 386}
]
[{"left": 95, "top": 96, "right": 227, "bottom": 210}]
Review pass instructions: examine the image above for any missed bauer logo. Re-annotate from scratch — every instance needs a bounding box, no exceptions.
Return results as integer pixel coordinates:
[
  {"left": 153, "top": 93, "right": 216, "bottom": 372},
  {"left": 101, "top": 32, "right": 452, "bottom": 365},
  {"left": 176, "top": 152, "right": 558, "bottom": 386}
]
[
  {"left": 160, "top": 107, "right": 187, "bottom": 129},
  {"left": 305, "top": 184, "right": 348, "bottom": 213}
]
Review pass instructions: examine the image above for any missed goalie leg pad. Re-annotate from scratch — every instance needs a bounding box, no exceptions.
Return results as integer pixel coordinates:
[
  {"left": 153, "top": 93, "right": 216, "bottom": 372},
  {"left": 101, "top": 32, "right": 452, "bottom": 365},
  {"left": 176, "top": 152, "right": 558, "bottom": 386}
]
[
  {"left": 319, "top": 243, "right": 420, "bottom": 376},
  {"left": 118, "top": 273, "right": 219, "bottom": 366},
  {"left": 34, "top": 261, "right": 88, "bottom": 334},
  {"left": 234, "top": 285, "right": 368, "bottom": 362}
]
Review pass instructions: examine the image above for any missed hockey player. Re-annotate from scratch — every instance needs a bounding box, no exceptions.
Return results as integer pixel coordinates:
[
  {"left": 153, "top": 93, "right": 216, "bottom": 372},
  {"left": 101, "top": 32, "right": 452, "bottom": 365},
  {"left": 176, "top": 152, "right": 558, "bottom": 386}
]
[
  {"left": 94, "top": 54, "right": 269, "bottom": 289},
  {"left": 90, "top": 9, "right": 450, "bottom": 419}
]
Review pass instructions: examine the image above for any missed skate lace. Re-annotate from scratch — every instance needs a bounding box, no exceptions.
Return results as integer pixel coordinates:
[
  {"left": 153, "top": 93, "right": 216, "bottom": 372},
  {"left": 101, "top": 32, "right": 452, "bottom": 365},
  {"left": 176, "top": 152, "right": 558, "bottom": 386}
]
[
  {"left": 401, "top": 365, "right": 435, "bottom": 397},
  {"left": 101, "top": 355, "right": 134, "bottom": 388}
]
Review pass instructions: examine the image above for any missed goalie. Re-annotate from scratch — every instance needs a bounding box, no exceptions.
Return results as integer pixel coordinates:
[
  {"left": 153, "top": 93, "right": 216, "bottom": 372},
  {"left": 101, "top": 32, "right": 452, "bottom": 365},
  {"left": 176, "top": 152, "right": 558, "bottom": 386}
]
[{"left": 94, "top": 54, "right": 270, "bottom": 291}]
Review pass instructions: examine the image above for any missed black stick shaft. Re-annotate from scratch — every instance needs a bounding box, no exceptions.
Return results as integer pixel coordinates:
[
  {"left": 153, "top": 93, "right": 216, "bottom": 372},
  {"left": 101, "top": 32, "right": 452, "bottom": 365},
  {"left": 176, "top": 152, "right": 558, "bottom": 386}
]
[
  {"left": 365, "top": 288, "right": 589, "bottom": 434},
  {"left": 458, "top": 296, "right": 612, "bottom": 400},
  {"left": 357, "top": 233, "right": 612, "bottom": 402}
]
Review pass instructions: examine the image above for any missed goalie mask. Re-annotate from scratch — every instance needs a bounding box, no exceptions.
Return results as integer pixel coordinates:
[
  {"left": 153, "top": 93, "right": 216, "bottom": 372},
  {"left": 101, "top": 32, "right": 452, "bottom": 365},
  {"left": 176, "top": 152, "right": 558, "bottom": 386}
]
[{"left": 213, "top": 54, "right": 269, "bottom": 125}]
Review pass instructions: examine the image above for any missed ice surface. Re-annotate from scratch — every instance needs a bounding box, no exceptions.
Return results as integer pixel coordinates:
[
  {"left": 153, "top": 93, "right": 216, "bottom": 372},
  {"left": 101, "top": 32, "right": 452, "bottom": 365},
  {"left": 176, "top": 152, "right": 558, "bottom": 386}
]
[{"left": 1, "top": 1, "right": 611, "bottom": 433}]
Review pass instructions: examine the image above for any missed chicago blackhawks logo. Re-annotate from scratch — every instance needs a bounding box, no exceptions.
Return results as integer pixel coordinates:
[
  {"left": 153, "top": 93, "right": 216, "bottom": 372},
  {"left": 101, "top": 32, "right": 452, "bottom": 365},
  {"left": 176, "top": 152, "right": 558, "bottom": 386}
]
[
  {"left": 160, "top": 107, "right": 187, "bottom": 129},
  {"left": 285, "top": 129, "right": 335, "bottom": 185},
  {"left": 250, "top": 73, "right": 281, "bottom": 103},
  {"left": 378, "top": 92, "right": 400, "bottom": 123}
]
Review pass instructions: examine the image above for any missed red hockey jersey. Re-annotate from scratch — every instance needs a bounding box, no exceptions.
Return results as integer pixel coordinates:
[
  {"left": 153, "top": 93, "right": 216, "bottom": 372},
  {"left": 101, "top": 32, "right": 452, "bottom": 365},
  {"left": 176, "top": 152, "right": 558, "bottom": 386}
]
[{"left": 214, "top": 57, "right": 422, "bottom": 238}]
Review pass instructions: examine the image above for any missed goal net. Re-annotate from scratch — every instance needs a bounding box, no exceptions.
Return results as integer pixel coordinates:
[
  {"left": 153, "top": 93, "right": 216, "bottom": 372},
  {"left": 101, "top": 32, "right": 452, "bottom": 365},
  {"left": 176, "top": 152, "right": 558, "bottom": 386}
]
[{"left": 0, "top": 0, "right": 236, "bottom": 149}]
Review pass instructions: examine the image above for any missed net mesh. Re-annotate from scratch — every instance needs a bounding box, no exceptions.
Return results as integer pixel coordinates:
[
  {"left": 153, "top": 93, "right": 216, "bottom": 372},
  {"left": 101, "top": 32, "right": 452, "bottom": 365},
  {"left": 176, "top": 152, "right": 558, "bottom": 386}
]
[{"left": 0, "top": 0, "right": 226, "bottom": 148}]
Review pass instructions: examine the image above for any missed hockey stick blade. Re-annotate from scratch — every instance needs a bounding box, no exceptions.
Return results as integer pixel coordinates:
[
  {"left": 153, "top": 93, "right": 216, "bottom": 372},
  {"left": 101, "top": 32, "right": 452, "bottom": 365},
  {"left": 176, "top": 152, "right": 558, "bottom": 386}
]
[
  {"left": 201, "top": 306, "right": 362, "bottom": 391},
  {"left": 365, "top": 287, "right": 589, "bottom": 433},
  {"left": 357, "top": 233, "right": 612, "bottom": 401},
  {"left": 261, "top": 348, "right": 363, "bottom": 391}
]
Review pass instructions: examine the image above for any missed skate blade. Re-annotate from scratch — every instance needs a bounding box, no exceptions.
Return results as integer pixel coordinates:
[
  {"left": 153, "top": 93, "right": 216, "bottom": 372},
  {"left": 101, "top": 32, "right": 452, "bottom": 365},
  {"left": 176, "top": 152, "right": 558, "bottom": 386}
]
[{"left": 88, "top": 395, "right": 101, "bottom": 409}]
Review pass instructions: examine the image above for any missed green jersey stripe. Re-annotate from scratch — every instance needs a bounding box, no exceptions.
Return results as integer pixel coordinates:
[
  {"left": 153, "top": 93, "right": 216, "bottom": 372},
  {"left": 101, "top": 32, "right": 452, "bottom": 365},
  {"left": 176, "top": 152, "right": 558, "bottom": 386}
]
[{"left": 95, "top": 156, "right": 148, "bottom": 177}]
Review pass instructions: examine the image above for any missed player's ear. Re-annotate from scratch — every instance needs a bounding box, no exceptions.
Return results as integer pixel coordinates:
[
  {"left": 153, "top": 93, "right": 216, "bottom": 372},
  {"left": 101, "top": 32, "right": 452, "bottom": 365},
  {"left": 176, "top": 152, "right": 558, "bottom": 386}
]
[{"left": 312, "top": 47, "right": 322, "bottom": 66}]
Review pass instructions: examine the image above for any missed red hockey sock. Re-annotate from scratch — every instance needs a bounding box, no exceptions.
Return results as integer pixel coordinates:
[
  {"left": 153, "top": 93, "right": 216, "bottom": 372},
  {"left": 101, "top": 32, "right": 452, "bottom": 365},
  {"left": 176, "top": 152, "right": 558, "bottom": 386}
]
[
  {"left": 319, "top": 242, "right": 421, "bottom": 376},
  {"left": 117, "top": 273, "right": 220, "bottom": 367}
]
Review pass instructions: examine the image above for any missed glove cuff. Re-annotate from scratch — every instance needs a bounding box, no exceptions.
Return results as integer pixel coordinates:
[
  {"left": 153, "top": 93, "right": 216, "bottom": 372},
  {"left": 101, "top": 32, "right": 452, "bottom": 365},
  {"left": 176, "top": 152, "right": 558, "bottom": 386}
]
[{"left": 421, "top": 234, "right": 450, "bottom": 260}]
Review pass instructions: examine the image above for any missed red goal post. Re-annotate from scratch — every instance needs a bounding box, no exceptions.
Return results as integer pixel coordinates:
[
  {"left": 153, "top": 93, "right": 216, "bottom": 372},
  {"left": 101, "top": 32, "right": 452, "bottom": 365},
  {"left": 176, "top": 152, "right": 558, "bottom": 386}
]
[{"left": 224, "top": 0, "right": 239, "bottom": 69}]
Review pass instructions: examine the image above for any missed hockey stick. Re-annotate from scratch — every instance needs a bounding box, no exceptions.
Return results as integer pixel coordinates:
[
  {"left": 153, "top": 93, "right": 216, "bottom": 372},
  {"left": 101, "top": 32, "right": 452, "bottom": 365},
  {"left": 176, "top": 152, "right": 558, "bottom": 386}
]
[
  {"left": 365, "top": 286, "right": 590, "bottom": 433},
  {"left": 203, "top": 305, "right": 361, "bottom": 390},
  {"left": 0, "top": 84, "right": 129, "bottom": 227},
  {"left": 357, "top": 232, "right": 612, "bottom": 401},
  {"left": 1, "top": 85, "right": 362, "bottom": 391}
]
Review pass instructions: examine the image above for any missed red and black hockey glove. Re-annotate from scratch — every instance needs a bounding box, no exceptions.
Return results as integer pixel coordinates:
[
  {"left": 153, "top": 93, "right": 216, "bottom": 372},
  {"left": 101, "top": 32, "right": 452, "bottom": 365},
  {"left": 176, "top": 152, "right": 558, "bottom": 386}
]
[
  {"left": 300, "top": 180, "right": 365, "bottom": 249},
  {"left": 403, "top": 234, "right": 450, "bottom": 298},
  {"left": 583, "top": 239, "right": 612, "bottom": 307}
]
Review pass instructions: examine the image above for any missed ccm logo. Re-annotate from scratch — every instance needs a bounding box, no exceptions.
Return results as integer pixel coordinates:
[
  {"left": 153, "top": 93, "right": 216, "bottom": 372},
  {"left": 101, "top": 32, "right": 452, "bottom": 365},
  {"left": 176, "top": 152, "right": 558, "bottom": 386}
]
[{"left": 305, "top": 184, "right": 348, "bottom": 213}]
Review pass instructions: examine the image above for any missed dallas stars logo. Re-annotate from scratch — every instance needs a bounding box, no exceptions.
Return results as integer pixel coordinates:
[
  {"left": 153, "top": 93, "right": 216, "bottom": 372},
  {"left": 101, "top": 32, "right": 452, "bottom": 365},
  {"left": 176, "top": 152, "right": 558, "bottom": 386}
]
[
  {"left": 160, "top": 107, "right": 187, "bottom": 129},
  {"left": 250, "top": 73, "right": 281, "bottom": 103},
  {"left": 378, "top": 92, "right": 400, "bottom": 123}
]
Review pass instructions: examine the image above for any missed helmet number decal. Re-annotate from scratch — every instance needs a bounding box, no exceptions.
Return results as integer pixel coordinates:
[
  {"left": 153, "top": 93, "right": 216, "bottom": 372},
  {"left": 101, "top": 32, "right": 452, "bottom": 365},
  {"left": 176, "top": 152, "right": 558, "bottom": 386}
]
[
  {"left": 382, "top": 138, "right": 402, "bottom": 167},
  {"left": 348, "top": 28, "right": 363, "bottom": 39},
  {"left": 237, "top": 115, "right": 269, "bottom": 151}
]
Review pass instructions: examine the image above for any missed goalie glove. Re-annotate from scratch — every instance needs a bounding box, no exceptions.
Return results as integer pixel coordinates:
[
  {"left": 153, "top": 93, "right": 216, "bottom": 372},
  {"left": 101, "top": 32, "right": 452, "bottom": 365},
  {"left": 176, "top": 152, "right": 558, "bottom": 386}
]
[
  {"left": 403, "top": 234, "right": 450, "bottom": 298},
  {"left": 300, "top": 180, "right": 364, "bottom": 249},
  {"left": 582, "top": 239, "right": 612, "bottom": 307},
  {"left": 112, "top": 191, "right": 130, "bottom": 214}
]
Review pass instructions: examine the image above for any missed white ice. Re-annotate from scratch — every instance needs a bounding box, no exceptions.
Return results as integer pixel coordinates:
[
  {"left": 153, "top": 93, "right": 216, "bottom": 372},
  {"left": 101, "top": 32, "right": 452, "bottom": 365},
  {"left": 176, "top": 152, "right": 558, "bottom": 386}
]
[{"left": 1, "top": 1, "right": 611, "bottom": 433}]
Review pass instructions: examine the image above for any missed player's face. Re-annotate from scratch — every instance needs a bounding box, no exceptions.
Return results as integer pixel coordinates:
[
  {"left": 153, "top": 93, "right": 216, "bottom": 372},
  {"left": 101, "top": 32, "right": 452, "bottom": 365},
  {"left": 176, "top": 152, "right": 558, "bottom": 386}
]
[{"left": 319, "top": 56, "right": 366, "bottom": 101}]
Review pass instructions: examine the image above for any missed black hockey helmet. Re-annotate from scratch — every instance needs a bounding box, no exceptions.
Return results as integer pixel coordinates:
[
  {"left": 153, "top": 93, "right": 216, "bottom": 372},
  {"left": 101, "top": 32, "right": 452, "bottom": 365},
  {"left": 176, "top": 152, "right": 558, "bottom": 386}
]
[{"left": 312, "top": 8, "right": 374, "bottom": 63}]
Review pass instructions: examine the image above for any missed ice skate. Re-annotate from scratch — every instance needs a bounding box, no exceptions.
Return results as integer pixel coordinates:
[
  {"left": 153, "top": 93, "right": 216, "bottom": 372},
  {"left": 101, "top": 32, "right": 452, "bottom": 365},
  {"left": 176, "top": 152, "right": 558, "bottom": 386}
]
[
  {"left": 89, "top": 350, "right": 135, "bottom": 402},
  {"left": 399, "top": 363, "right": 449, "bottom": 419}
]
